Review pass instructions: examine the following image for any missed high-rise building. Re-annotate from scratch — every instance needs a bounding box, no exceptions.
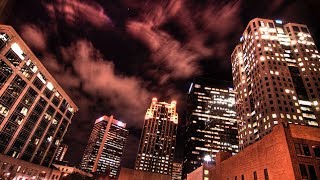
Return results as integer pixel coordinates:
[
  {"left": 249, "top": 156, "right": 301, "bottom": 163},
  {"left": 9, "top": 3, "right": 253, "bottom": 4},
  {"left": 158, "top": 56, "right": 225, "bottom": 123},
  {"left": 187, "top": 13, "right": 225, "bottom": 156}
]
[
  {"left": 172, "top": 162, "right": 182, "bottom": 180},
  {"left": 135, "top": 98, "right": 178, "bottom": 175},
  {"left": 231, "top": 18, "right": 320, "bottom": 150},
  {"left": 80, "top": 115, "right": 129, "bottom": 178},
  {"left": 183, "top": 80, "right": 238, "bottom": 177},
  {"left": 55, "top": 143, "right": 68, "bottom": 162},
  {"left": 0, "top": 25, "right": 78, "bottom": 167}
]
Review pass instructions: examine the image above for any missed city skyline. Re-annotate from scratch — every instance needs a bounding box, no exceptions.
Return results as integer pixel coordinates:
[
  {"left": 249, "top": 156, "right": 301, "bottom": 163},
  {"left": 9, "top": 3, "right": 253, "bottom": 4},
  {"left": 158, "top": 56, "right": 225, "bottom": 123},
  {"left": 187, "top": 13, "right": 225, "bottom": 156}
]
[{"left": 2, "top": 0, "right": 320, "bottom": 168}]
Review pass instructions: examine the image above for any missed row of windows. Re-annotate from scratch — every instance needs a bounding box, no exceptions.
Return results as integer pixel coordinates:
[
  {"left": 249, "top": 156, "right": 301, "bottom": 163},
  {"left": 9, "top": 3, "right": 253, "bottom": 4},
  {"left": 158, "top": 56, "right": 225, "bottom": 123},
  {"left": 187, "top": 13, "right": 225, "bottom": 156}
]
[{"left": 228, "top": 168, "right": 269, "bottom": 180}]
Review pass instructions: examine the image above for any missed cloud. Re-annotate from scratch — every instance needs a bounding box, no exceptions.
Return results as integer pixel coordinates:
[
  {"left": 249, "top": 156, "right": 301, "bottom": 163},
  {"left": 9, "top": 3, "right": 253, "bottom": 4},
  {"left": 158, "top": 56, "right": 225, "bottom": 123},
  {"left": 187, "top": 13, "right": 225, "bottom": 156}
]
[
  {"left": 20, "top": 24, "right": 47, "bottom": 51},
  {"left": 126, "top": 0, "right": 242, "bottom": 83},
  {"left": 45, "top": 0, "right": 112, "bottom": 28},
  {"left": 60, "top": 40, "right": 152, "bottom": 126}
]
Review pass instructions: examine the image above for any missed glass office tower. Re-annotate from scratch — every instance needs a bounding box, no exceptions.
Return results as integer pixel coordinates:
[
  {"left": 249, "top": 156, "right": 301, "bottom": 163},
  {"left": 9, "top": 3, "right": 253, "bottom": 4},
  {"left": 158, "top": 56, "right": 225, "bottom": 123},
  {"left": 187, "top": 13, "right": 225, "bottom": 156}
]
[
  {"left": 0, "top": 25, "right": 78, "bottom": 167},
  {"left": 81, "top": 115, "right": 128, "bottom": 178},
  {"left": 183, "top": 80, "right": 238, "bottom": 177}
]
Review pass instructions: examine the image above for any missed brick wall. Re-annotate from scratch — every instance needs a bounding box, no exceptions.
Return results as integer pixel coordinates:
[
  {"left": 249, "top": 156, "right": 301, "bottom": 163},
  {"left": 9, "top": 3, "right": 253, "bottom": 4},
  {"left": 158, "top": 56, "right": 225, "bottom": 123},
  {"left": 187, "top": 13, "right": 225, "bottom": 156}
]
[{"left": 210, "top": 124, "right": 296, "bottom": 180}]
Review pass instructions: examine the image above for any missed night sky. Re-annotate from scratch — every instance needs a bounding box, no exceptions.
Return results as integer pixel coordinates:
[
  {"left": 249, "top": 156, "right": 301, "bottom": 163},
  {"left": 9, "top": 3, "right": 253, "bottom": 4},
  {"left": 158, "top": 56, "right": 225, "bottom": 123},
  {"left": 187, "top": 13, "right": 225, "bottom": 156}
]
[{"left": 5, "top": 0, "right": 320, "bottom": 168}]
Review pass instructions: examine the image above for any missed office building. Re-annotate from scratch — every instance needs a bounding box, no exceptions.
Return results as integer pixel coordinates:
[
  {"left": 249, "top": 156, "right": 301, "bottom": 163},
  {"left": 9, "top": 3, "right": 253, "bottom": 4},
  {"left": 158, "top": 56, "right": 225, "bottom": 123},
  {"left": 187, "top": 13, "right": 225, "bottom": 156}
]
[
  {"left": 204, "top": 123, "right": 320, "bottom": 180},
  {"left": 0, "top": 25, "right": 78, "bottom": 167},
  {"left": 172, "top": 162, "right": 182, "bottom": 180},
  {"left": 231, "top": 18, "right": 320, "bottom": 150},
  {"left": 54, "top": 144, "right": 68, "bottom": 162},
  {"left": 80, "top": 115, "right": 128, "bottom": 178},
  {"left": 0, "top": 153, "right": 62, "bottom": 180},
  {"left": 135, "top": 98, "right": 178, "bottom": 175},
  {"left": 183, "top": 80, "right": 238, "bottom": 177},
  {"left": 52, "top": 164, "right": 93, "bottom": 179}
]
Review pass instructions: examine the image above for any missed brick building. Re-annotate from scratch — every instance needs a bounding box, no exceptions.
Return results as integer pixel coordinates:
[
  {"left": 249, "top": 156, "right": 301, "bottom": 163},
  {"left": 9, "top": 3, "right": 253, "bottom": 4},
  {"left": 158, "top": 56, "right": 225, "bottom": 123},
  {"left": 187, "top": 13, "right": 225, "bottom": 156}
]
[{"left": 203, "top": 123, "right": 320, "bottom": 179}]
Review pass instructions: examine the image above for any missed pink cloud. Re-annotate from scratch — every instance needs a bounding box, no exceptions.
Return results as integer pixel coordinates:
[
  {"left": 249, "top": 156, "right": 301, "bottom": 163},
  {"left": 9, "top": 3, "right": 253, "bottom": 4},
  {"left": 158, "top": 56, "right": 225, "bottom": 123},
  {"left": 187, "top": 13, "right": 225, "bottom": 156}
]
[
  {"left": 45, "top": 0, "right": 112, "bottom": 28},
  {"left": 126, "top": 0, "right": 242, "bottom": 82},
  {"left": 61, "top": 40, "right": 152, "bottom": 126},
  {"left": 20, "top": 24, "right": 47, "bottom": 51}
]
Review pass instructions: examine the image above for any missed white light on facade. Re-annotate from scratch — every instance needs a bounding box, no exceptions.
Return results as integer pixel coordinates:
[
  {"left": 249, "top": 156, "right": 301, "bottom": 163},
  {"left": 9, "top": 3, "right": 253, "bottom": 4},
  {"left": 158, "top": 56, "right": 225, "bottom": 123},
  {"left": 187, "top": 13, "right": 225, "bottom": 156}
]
[{"left": 11, "top": 43, "right": 25, "bottom": 60}]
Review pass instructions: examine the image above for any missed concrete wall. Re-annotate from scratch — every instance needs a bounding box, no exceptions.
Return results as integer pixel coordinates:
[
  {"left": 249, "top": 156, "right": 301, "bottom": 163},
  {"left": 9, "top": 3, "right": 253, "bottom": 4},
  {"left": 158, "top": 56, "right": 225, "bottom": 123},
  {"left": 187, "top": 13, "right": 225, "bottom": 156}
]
[{"left": 119, "top": 168, "right": 171, "bottom": 180}]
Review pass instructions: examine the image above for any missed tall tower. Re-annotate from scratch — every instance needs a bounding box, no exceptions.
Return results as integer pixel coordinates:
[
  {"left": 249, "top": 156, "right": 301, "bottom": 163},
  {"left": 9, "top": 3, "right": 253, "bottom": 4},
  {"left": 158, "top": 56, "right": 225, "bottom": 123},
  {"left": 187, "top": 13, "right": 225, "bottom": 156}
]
[
  {"left": 135, "top": 98, "right": 178, "bottom": 175},
  {"left": 0, "top": 25, "right": 78, "bottom": 167},
  {"left": 231, "top": 18, "right": 320, "bottom": 150},
  {"left": 183, "top": 79, "right": 238, "bottom": 177},
  {"left": 80, "top": 115, "right": 129, "bottom": 178}
]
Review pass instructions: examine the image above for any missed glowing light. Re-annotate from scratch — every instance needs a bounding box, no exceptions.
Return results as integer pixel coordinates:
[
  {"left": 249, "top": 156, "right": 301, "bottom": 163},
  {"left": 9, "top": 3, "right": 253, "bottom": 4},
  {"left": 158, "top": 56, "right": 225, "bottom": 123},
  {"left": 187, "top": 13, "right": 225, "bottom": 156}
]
[
  {"left": 11, "top": 43, "right": 25, "bottom": 60},
  {"left": 275, "top": 20, "right": 283, "bottom": 24},
  {"left": 46, "top": 82, "right": 54, "bottom": 91},
  {"left": 204, "top": 155, "right": 212, "bottom": 163}
]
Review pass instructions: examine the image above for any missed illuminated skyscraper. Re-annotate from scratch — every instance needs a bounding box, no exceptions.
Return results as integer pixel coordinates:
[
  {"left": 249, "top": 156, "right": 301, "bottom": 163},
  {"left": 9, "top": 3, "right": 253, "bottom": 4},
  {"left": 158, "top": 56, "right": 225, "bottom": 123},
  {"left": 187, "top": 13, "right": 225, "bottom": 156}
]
[
  {"left": 80, "top": 115, "right": 128, "bottom": 178},
  {"left": 135, "top": 98, "right": 178, "bottom": 175},
  {"left": 182, "top": 80, "right": 238, "bottom": 177},
  {"left": 0, "top": 25, "right": 78, "bottom": 167},
  {"left": 231, "top": 18, "right": 320, "bottom": 150},
  {"left": 54, "top": 143, "right": 68, "bottom": 162}
]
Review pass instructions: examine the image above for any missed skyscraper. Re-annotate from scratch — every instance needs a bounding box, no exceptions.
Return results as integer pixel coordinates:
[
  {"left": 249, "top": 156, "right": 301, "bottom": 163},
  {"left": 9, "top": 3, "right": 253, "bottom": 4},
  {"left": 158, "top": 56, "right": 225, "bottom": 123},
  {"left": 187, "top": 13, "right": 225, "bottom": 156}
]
[
  {"left": 183, "top": 80, "right": 238, "bottom": 177},
  {"left": 55, "top": 143, "right": 68, "bottom": 162},
  {"left": 231, "top": 18, "right": 320, "bottom": 150},
  {"left": 135, "top": 98, "right": 178, "bottom": 175},
  {"left": 80, "top": 115, "right": 128, "bottom": 178},
  {"left": 0, "top": 25, "right": 78, "bottom": 167}
]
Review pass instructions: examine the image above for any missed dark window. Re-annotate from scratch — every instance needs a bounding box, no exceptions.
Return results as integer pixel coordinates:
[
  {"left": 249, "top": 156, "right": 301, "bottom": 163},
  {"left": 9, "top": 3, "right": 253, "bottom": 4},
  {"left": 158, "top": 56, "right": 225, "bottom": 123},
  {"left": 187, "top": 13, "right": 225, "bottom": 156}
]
[
  {"left": 292, "top": 26, "right": 300, "bottom": 32},
  {"left": 241, "top": 175, "right": 244, "bottom": 180},
  {"left": 301, "top": 27, "right": 309, "bottom": 33},
  {"left": 0, "top": 59, "right": 13, "bottom": 88},
  {"left": 32, "top": 77, "right": 44, "bottom": 90},
  {"left": 264, "top": 169, "right": 269, "bottom": 180},
  {"left": 312, "top": 146, "right": 320, "bottom": 158},
  {"left": 253, "top": 171, "right": 257, "bottom": 180},
  {"left": 308, "top": 165, "right": 317, "bottom": 180},
  {"left": 300, "top": 164, "right": 308, "bottom": 179},
  {"left": 5, "top": 49, "right": 23, "bottom": 66},
  {"left": 302, "top": 144, "right": 311, "bottom": 156}
]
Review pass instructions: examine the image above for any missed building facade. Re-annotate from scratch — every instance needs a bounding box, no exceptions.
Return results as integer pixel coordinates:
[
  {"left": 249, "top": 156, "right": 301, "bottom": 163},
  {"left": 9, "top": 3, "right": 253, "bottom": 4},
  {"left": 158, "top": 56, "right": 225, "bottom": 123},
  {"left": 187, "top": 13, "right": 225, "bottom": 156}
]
[
  {"left": 135, "top": 98, "right": 178, "bottom": 175},
  {"left": 183, "top": 80, "right": 238, "bottom": 177},
  {"left": 207, "top": 124, "right": 320, "bottom": 180},
  {"left": 0, "top": 154, "right": 62, "bottom": 180},
  {"left": 231, "top": 18, "right": 320, "bottom": 150},
  {"left": 172, "top": 162, "right": 182, "bottom": 180},
  {"left": 0, "top": 25, "right": 78, "bottom": 167},
  {"left": 54, "top": 143, "right": 68, "bottom": 162},
  {"left": 119, "top": 168, "right": 171, "bottom": 180},
  {"left": 80, "top": 115, "right": 128, "bottom": 178}
]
